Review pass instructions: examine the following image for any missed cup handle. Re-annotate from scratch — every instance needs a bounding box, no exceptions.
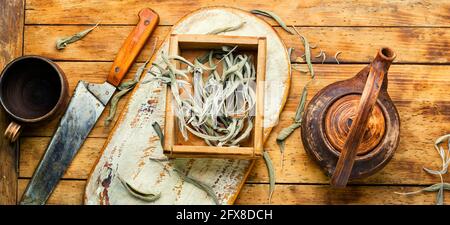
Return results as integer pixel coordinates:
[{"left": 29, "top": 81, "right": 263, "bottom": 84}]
[{"left": 4, "top": 121, "right": 22, "bottom": 142}]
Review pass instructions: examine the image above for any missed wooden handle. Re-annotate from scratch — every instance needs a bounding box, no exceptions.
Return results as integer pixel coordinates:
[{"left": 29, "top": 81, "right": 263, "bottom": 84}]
[
  {"left": 107, "top": 8, "right": 159, "bottom": 86},
  {"left": 330, "top": 47, "right": 396, "bottom": 187},
  {"left": 4, "top": 121, "right": 21, "bottom": 143}
]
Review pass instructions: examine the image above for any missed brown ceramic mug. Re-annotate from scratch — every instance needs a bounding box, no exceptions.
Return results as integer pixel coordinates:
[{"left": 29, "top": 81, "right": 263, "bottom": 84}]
[{"left": 0, "top": 56, "right": 69, "bottom": 142}]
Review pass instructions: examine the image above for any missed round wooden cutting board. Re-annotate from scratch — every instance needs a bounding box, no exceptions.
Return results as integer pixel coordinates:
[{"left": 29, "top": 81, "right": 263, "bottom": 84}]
[{"left": 84, "top": 6, "right": 291, "bottom": 205}]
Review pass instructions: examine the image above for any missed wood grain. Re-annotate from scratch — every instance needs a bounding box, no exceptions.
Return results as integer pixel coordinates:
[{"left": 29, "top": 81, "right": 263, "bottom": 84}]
[
  {"left": 18, "top": 0, "right": 450, "bottom": 205},
  {"left": 25, "top": 0, "right": 450, "bottom": 27},
  {"left": 0, "top": 0, "right": 24, "bottom": 205},
  {"left": 236, "top": 184, "right": 450, "bottom": 205},
  {"left": 24, "top": 26, "right": 450, "bottom": 63},
  {"left": 18, "top": 64, "right": 450, "bottom": 186},
  {"left": 17, "top": 179, "right": 450, "bottom": 205}
]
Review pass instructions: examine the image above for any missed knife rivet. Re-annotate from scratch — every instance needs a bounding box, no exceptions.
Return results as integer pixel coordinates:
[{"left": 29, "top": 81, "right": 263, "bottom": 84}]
[
  {"left": 144, "top": 20, "right": 150, "bottom": 25},
  {"left": 105, "top": 91, "right": 109, "bottom": 95},
  {"left": 115, "top": 66, "right": 120, "bottom": 73}
]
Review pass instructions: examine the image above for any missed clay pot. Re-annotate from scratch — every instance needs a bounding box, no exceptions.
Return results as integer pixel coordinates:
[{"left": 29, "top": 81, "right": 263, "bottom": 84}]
[{"left": 301, "top": 47, "right": 400, "bottom": 187}]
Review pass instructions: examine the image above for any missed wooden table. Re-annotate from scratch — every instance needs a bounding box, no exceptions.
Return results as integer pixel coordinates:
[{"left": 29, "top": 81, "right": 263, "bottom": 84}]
[{"left": 1, "top": 0, "right": 449, "bottom": 204}]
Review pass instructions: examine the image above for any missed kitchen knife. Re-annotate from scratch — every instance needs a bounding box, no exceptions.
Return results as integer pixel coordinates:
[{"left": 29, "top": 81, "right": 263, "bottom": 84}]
[{"left": 20, "top": 8, "right": 159, "bottom": 205}]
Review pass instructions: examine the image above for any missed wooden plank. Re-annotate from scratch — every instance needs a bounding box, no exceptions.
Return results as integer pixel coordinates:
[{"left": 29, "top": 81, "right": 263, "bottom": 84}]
[
  {"left": 19, "top": 64, "right": 450, "bottom": 185},
  {"left": 18, "top": 179, "right": 84, "bottom": 205},
  {"left": 19, "top": 137, "right": 105, "bottom": 180},
  {"left": 25, "top": 0, "right": 450, "bottom": 27},
  {"left": 17, "top": 179, "right": 449, "bottom": 205},
  {"left": 0, "top": 0, "right": 24, "bottom": 205},
  {"left": 24, "top": 25, "right": 167, "bottom": 62},
  {"left": 236, "top": 184, "right": 450, "bottom": 205},
  {"left": 24, "top": 26, "right": 450, "bottom": 63}
]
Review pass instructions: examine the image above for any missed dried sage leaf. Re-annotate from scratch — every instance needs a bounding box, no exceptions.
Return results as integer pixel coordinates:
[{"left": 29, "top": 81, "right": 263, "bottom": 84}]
[
  {"left": 118, "top": 176, "right": 161, "bottom": 202},
  {"left": 292, "top": 65, "right": 309, "bottom": 73},
  {"left": 56, "top": 23, "right": 99, "bottom": 50},
  {"left": 250, "top": 9, "right": 294, "bottom": 35},
  {"left": 292, "top": 26, "right": 314, "bottom": 78},
  {"left": 263, "top": 150, "right": 275, "bottom": 204},
  {"left": 437, "top": 184, "right": 444, "bottom": 205},
  {"left": 294, "top": 84, "right": 309, "bottom": 122},
  {"left": 276, "top": 122, "right": 301, "bottom": 168},
  {"left": 174, "top": 167, "right": 219, "bottom": 205},
  {"left": 397, "top": 134, "right": 450, "bottom": 205},
  {"left": 104, "top": 58, "right": 151, "bottom": 126},
  {"left": 287, "top": 47, "right": 295, "bottom": 63},
  {"left": 149, "top": 157, "right": 171, "bottom": 175},
  {"left": 277, "top": 123, "right": 301, "bottom": 144},
  {"left": 315, "top": 50, "right": 326, "bottom": 64},
  {"left": 207, "top": 21, "right": 245, "bottom": 35},
  {"left": 152, "top": 121, "right": 164, "bottom": 147},
  {"left": 335, "top": 51, "right": 342, "bottom": 64},
  {"left": 104, "top": 86, "right": 134, "bottom": 126},
  {"left": 395, "top": 183, "right": 443, "bottom": 196},
  {"left": 424, "top": 134, "right": 450, "bottom": 175}
]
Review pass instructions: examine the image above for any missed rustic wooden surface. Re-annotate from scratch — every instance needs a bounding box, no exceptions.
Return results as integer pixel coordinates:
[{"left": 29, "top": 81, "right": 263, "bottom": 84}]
[
  {"left": 7, "top": 0, "right": 450, "bottom": 204},
  {"left": 0, "top": 0, "right": 24, "bottom": 205}
]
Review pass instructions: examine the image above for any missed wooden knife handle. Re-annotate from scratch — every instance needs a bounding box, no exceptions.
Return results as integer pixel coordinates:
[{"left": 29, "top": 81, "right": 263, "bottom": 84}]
[{"left": 107, "top": 8, "right": 159, "bottom": 86}]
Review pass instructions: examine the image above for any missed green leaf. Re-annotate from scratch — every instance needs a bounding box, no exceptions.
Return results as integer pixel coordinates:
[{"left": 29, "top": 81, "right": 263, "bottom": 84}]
[
  {"left": 263, "top": 150, "right": 275, "bottom": 204},
  {"left": 152, "top": 122, "right": 164, "bottom": 147},
  {"left": 173, "top": 167, "right": 219, "bottom": 205},
  {"left": 250, "top": 10, "right": 294, "bottom": 35},
  {"left": 292, "top": 26, "right": 314, "bottom": 78},
  {"left": 56, "top": 23, "right": 99, "bottom": 50},
  {"left": 118, "top": 176, "right": 161, "bottom": 202},
  {"left": 207, "top": 21, "right": 245, "bottom": 35}
]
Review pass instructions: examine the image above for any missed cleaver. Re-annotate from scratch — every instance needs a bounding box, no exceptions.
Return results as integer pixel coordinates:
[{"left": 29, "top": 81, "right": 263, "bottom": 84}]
[{"left": 20, "top": 8, "right": 159, "bottom": 205}]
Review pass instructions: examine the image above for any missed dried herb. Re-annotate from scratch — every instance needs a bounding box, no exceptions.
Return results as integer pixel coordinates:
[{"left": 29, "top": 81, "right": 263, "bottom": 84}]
[
  {"left": 118, "top": 176, "right": 161, "bottom": 202},
  {"left": 294, "top": 84, "right": 308, "bottom": 122},
  {"left": 292, "top": 65, "right": 309, "bottom": 73},
  {"left": 334, "top": 51, "right": 342, "bottom": 64},
  {"left": 152, "top": 121, "right": 164, "bottom": 147},
  {"left": 277, "top": 27, "right": 316, "bottom": 167},
  {"left": 104, "top": 57, "right": 152, "bottom": 126},
  {"left": 396, "top": 134, "right": 450, "bottom": 205},
  {"left": 437, "top": 183, "right": 444, "bottom": 205},
  {"left": 287, "top": 47, "right": 294, "bottom": 62},
  {"left": 315, "top": 50, "right": 326, "bottom": 64},
  {"left": 148, "top": 157, "right": 171, "bottom": 175},
  {"left": 250, "top": 9, "right": 294, "bottom": 35},
  {"left": 173, "top": 167, "right": 219, "bottom": 205},
  {"left": 207, "top": 21, "right": 245, "bottom": 35},
  {"left": 151, "top": 46, "right": 256, "bottom": 147},
  {"left": 395, "top": 182, "right": 450, "bottom": 195},
  {"left": 263, "top": 150, "right": 275, "bottom": 204},
  {"left": 276, "top": 84, "right": 308, "bottom": 167},
  {"left": 56, "top": 23, "right": 99, "bottom": 50},
  {"left": 292, "top": 26, "right": 314, "bottom": 78},
  {"left": 423, "top": 134, "right": 450, "bottom": 175}
]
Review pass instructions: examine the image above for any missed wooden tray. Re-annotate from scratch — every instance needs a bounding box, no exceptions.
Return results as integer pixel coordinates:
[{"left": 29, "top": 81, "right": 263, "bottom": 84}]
[
  {"left": 84, "top": 6, "right": 290, "bottom": 205},
  {"left": 164, "top": 34, "right": 266, "bottom": 159}
]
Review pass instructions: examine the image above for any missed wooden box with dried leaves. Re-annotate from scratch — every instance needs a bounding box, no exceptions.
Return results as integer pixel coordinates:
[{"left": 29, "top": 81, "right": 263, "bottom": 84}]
[{"left": 163, "top": 34, "right": 266, "bottom": 159}]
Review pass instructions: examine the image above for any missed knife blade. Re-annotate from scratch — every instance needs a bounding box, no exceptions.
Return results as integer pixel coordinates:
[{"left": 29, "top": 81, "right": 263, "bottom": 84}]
[{"left": 20, "top": 8, "right": 159, "bottom": 205}]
